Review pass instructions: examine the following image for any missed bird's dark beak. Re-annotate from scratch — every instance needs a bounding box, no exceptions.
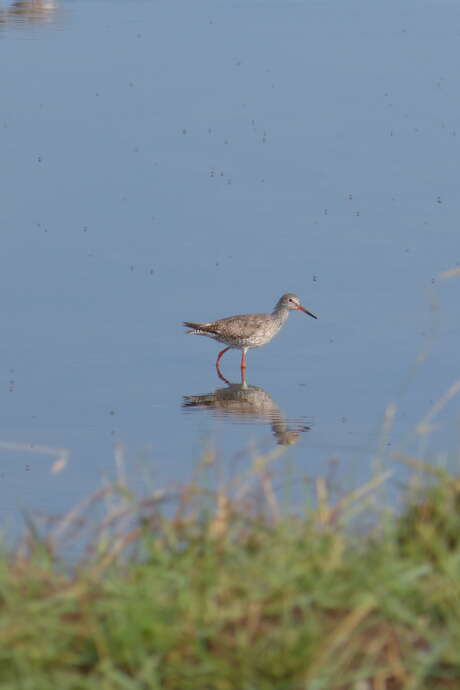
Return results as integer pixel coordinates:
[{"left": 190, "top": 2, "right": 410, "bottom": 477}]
[{"left": 297, "top": 304, "right": 317, "bottom": 319}]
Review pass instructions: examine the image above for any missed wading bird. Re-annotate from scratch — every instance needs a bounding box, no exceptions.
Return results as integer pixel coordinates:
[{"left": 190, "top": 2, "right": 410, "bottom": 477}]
[{"left": 183, "top": 293, "right": 317, "bottom": 379}]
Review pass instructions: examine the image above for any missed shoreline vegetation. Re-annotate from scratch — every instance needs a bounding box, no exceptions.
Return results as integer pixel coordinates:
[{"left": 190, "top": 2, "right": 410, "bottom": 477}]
[
  {"left": 3, "top": 269, "right": 459, "bottom": 689},
  {"left": 2, "top": 450, "right": 460, "bottom": 689}
]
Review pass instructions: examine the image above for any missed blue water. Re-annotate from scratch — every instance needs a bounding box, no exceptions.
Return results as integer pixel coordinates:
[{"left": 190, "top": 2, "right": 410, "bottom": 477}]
[{"left": 1, "top": 0, "right": 459, "bottom": 528}]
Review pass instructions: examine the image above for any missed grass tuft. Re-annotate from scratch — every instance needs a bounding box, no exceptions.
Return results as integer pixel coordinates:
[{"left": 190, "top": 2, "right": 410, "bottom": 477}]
[{"left": 0, "top": 456, "right": 460, "bottom": 689}]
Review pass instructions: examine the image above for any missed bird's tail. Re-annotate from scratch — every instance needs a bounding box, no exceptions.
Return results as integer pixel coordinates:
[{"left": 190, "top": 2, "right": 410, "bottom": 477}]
[{"left": 183, "top": 321, "right": 218, "bottom": 336}]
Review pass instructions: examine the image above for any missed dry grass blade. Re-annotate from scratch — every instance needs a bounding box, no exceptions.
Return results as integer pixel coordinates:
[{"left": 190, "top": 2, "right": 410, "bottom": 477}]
[
  {"left": 416, "top": 379, "right": 460, "bottom": 434},
  {"left": 208, "top": 490, "right": 231, "bottom": 539},
  {"left": 437, "top": 267, "right": 460, "bottom": 280},
  {"left": 392, "top": 453, "right": 444, "bottom": 476}
]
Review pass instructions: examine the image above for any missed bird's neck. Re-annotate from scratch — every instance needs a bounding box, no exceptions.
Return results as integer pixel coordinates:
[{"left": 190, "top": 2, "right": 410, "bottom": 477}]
[{"left": 271, "top": 304, "right": 290, "bottom": 325}]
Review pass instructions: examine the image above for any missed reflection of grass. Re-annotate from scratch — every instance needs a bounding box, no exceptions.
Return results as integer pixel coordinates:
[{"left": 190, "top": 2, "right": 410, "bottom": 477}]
[{"left": 1, "top": 455, "right": 460, "bottom": 689}]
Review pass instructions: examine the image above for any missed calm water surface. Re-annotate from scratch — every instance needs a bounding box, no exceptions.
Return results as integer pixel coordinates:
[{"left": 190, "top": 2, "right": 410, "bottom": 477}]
[{"left": 1, "top": 0, "right": 460, "bottom": 527}]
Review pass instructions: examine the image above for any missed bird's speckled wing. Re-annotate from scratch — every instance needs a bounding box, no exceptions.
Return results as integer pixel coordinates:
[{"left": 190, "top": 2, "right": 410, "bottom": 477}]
[
  {"left": 184, "top": 311, "right": 281, "bottom": 348},
  {"left": 209, "top": 313, "right": 268, "bottom": 339}
]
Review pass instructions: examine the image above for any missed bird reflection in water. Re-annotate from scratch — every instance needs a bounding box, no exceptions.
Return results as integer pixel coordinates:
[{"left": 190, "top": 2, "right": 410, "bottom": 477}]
[
  {"left": 0, "top": 0, "right": 59, "bottom": 27},
  {"left": 183, "top": 375, "right": 310, "bottom": 447}
]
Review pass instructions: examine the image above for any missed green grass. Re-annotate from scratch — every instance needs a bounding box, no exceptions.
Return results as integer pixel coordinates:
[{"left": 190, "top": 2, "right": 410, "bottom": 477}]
[{"left": 1, "top": 455, "right": 460, "bottom": 690}]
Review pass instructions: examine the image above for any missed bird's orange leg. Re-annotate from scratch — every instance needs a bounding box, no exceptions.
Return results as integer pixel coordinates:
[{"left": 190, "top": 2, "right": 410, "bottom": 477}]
[
  {"left": 216, "top": 368, "right": 231, "bottom": 385},
  {"left": 240, "top": 349, "right": 247, "bottom": 378},
  {"left": 216, "top": 347, "right": 230, "bottom": 379}
]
